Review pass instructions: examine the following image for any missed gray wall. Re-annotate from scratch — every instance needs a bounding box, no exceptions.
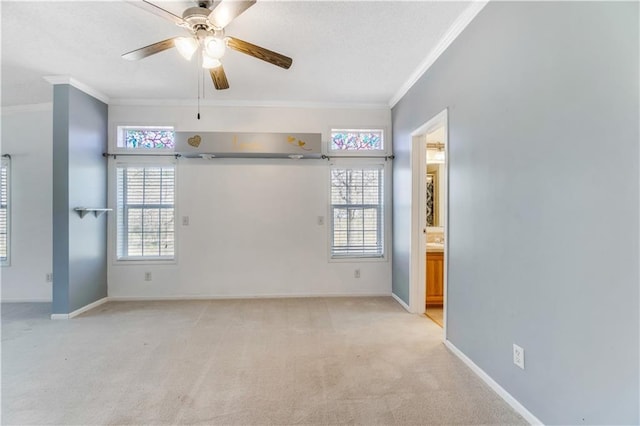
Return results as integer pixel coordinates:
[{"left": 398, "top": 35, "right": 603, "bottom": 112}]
[
  {"left": 391, "top": 2, "right": 639, "bottom": 424},
  {"left": 52, "top": 85, "right": 107, "bottom": 314}
]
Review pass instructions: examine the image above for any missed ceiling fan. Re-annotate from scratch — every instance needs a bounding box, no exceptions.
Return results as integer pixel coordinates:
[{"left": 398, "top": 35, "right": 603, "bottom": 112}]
[{"left": 122, "top": 0, "right": 293, "bottom": 90}]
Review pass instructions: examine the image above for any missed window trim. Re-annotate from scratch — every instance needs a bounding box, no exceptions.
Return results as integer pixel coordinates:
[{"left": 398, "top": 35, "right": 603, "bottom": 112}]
[
  {"left": 1, "top": 157, "right": 10, "bottom": 267},
  {"left": 327, "top": 158, "right": 389, "bottom": 262},
  {"left": 110, "top": 156, "right": 178, "bottom": 264},
  {"left": 327, "top": 127, "right": 389, "bottom": 157}
]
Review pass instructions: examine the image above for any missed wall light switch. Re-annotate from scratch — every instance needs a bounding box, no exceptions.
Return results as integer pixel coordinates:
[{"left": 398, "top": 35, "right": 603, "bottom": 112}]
[
  {"left": 317, "top": 216, "right": 325, "bottom": 226},
  {"left": 182, "top": 216, "right": 190, "bottom": 226}
]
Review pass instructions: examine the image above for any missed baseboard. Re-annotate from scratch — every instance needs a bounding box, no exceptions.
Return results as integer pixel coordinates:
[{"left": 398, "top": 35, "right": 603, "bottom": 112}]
[
  {"left": 107, "top": 293, "right": 391, "bottom": 302},
  {"left": 50, "top": 314, "right": 69, "bottom": 320},
  {"left": 391, "top": 293, "right": 411, "bottom": 312},
  {"left": 50, "top": 296, "right": 109, "bottom": 320},
  {"left": 444, "top": 340, "right": 543, "bottom": 425},
  {"left": 1, "top": 298, "right": 52, "bottom": 303}
]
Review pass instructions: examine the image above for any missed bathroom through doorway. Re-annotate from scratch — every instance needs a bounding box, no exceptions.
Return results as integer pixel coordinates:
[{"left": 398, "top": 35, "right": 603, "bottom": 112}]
[
  {"left": 425, "top": 126, "right": 446, "bottom": 327},
  {"left": 409, "top": 109, "right": 448, "bottom": 336}
]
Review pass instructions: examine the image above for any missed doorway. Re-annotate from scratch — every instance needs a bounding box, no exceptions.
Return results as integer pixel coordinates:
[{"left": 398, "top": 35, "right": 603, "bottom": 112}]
[
  {"left": 425, "top": 129, "right": 446, "bottom": 327},
  {"left": 409, "top": 109, "right": 448, "bottom": 336}
]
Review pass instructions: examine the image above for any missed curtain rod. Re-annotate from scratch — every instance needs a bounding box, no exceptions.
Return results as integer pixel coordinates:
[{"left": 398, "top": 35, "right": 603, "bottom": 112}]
[
  {"left": 103, "top": 153, "right": 394, "bottom": 161},
  {"left": 103, "top": 153, "right": 181, "bottom": 159},
  {"left": 321, "top": 155, "right": 394, "bottom": 161}
]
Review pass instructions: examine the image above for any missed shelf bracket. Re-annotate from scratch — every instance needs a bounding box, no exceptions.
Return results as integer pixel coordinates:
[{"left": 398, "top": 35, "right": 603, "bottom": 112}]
[{"left": 74, "top": 208, "right": 112, "bottom": 218}]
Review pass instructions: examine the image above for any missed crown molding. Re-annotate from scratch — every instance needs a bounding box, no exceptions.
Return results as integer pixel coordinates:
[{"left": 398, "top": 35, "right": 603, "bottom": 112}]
[
  {"left": 388, "top": 0, "right": 489, "bottom": 108},
  {"left": 108, "top": 97, "right": 389, "bottom": 110},
  {"left": 0, "top": 102, "right": 53, "bottom": 115},
  {"left": 43, "top": 76, "right": 110, "bottom": 104}
]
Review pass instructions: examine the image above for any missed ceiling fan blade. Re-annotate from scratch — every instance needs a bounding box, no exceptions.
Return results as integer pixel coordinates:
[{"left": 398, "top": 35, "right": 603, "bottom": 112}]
[
  {"left": 226, "top": 37, "right": 292, "bottom": 69},
  {"left": 208, "top": 0, "right": 256, "bottom": 29},
  {"left": 209, "top": 65, "right": 230, "bottom": 90},
  {"left": 126, "top": 0, "right": 188, "bottom": 27},
  {"left": 122, "top": 38, "right": 176, "bottom": 60}
]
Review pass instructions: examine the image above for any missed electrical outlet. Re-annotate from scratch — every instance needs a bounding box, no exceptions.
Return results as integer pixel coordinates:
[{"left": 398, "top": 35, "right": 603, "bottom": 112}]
[
  {"left": 513, "top": 344, "right": 525, "bottom": 369},
  {"left": 182, "top": 216, "right": 190, "bottom": 226},
  {"left": 354, "top": 269, "right": 361, "bottom": 279},
  {"left": 317, "top": 216, "right": 325, "bottom": 226},
  {"left": 144, "top": 272, "right": 152, "bottom": 282},
  {"left": 45, "top": 273, "right": 53, "bottom": 283}
]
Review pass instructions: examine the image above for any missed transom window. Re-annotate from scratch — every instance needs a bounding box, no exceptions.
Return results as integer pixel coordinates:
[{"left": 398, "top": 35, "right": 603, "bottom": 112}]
[
  {"left": 330, "top": 129, "right": 384, "bottom": 152},
  {"left": 116, "top": 165, "right": 175, "bottom": 260},
  {"left": 0, "top": 158, "right": 10, "bottom": 265},
  {"left": 330, "top": 166, "right": 384, "bottom": 258},
  {"left": 117, "top": 126, "right": 175, "bottom": 150}
]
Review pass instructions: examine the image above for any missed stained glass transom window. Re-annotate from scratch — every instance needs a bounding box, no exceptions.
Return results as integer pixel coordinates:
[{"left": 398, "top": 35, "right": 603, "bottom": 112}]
[
  {"left": 330, "top": 129, "right": 384, "bottom": 151},
  {"left": 118, "top": 126, "right": 175, "bottom": 149}
]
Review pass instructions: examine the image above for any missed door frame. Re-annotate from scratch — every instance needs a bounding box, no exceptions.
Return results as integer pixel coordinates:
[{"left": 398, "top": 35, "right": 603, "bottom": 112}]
[{"left": 409, "top": 108, "right": 449, "bottom": 337}]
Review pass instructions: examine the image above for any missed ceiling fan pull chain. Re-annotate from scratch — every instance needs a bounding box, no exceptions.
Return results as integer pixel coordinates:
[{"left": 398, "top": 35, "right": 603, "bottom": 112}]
[{"left": 197, "top": 54, "right": 202, "bottom": 120}]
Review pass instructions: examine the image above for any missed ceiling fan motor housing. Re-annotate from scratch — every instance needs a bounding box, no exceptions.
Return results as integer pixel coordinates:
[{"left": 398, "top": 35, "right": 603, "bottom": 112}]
[{"left": 182, "top": 7, "right": 214, "bottom": 30}]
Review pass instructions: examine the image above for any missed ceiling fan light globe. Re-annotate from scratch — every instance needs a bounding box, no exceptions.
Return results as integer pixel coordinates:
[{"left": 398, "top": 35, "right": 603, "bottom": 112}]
[
  {"left": 174, "top": 37, "right": 198, "bottom": 60},
  {"left": 202, "top": 52, "right": 222, "bottom": 69},
  {"left": 204, "top": 36, "right": 226, "bottom": 59}
]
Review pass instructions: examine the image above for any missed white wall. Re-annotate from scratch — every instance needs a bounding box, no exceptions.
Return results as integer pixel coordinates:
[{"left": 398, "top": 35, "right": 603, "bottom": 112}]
[
  {"left": 1, "top": 105, "right": 53, "bottom": 301},
  {"left": 107, "top": 104, "right": 392, "bottom": 299}
]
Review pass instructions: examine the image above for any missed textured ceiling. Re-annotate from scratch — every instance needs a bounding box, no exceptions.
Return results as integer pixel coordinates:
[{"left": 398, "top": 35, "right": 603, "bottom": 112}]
[{"left": 1, "top": 1, "right": 472, "bottom": 107}]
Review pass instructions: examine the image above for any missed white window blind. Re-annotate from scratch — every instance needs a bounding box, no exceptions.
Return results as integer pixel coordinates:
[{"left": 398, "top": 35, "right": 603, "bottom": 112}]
[
  {"left": 0, "top": 158, "right": 9, "bottom": 264},
  {"left": 330, "top": 166, "right": 384, "bottom": 257},
  {"left": 116, "top": 165, "right": 175, "bottom": 260}
]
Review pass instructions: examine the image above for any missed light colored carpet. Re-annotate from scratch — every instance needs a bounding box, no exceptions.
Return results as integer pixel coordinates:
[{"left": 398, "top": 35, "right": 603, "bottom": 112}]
[{"left": 1, "top": 297, "right": 526, "bottom": 425}]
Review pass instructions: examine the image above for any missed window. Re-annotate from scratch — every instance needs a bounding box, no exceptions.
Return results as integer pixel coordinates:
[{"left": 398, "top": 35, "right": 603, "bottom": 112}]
[
  {"left": 117, "top": 126, "right": 175, "bottom": 149},
  {"left": 0, "top": 158, "right": 9, "bottom": 265},
  {"left": 116, "top": 165, "right": 175, "bottom": 260},
  {"left": 330, "top": 165, "right": 384, "bottom": 258},
  {"left": 330, "top": 129, "right": 384, "bottom": 152}
]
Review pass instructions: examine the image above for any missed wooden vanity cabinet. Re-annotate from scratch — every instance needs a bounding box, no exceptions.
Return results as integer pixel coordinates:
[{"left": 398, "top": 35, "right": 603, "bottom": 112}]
[{"left": 426, "top": 252, "right": 444, "bottom": 306}]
